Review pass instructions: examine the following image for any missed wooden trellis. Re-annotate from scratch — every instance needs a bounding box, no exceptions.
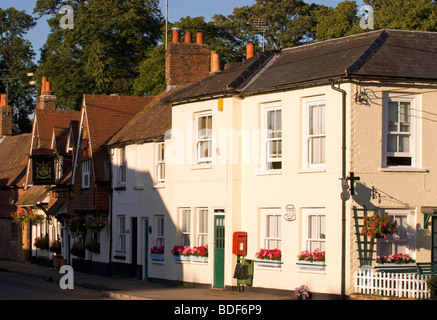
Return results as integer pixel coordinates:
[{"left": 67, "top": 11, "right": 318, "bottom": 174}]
[{"left": 353, "top": 207, "right": 376, "bottom": 267}]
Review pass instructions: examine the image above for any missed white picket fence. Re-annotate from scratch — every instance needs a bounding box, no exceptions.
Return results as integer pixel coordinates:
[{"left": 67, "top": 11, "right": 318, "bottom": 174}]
[{"left": 354, "top": 270, "right": 431, "bottom": 299}]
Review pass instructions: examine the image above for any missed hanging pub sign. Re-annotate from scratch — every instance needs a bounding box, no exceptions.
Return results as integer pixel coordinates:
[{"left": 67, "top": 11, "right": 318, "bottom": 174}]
[{"left": 31, "top": 148, "right": 56, "bottom": 185}]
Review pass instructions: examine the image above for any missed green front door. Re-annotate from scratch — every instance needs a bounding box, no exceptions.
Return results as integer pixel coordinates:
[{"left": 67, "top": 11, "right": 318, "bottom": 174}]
[{"left": 214, "top": 215, "right": 225, "bottom": 288}]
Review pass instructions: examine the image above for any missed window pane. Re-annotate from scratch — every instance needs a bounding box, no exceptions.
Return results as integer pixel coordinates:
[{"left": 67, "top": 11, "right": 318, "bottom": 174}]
[
  {"left": 399, "top": 102, "right": 411, "bottom": 132},
  {"left": 309, "top": 105, "right": 317, "bottom": 135},
  {"left": 387, "top": 134, "right": 397, "bottom": 153},
  {"left": 320, "top": 104, "right": 325, "bottom": 134},
  {"left": 388, "top": 102, "right": 398, "bottom": 132},
  {"left": 308, "top": 215, "right": 317, "bottom": 238},
  {"left": 198, "top": 140, "right": 211, "bottom": 158},
  {"left": 311, "top": 137, "right": 323, "bottom": 164},
  {"left": 199, "top": 209, "right": 208, "bottom": 233},
  {"left": 268, "top": 111, "right": 275, "bottom": 138},
  {"left": 319, "top": 215, "right": 326, "bottom": 239},
  {"left": 182, "top": 210, "right": 190, "bottom": 233},
  {"left": 276, "top": 110, "right": 282, "bottom": 138},
  {"left": 399, "top": 135, "right": 410, "bottom": 153}
]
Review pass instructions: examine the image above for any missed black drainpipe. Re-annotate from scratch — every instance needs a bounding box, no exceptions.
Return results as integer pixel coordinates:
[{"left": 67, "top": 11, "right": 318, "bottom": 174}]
[{"left": 330, "top": 80, "right": 347, "bottom": 300}]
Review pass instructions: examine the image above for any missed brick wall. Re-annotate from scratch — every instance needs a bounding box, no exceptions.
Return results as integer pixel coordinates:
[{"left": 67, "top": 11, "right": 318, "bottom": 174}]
[{"left": 165, "top": 39, "right": 210, "bottom": 88}]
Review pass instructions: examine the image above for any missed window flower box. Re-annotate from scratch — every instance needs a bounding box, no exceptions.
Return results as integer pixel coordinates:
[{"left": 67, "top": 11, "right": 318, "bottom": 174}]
[
  {"left": 150, "top": 246, "right": 164, "bottom": 261},
  {"left": 255, "top": 249, "right": 282, "bottom": 269},
  {"left": 255, "top": 259, "right": 283, "bottom": 269},
  {"left": 190, "top": 245, "right": 208, "bottom": 264},
  {"left": 374, "top": 254, "right": 416, "bottom": 273},
  {"left": 150, "top": 253, "right": 164, "bottom": 261},
  {"left": 297, "top": 249, "right": 326, "bottom": 272},
  {"left": 171, "top": 245, "right": 192, "bottom": 263},
  {"left": 296, "top": 260, "right": 326, "bottom": 272},
  {"left": 190, "top": 256, "right": 208, "bottom": 264}
]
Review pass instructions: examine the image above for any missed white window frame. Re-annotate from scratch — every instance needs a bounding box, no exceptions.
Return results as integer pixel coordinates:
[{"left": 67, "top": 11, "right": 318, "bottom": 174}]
[
  {"left": 303, "top": 97, "right": 326, "bottom": 170},
  {"left": 261, "top": 208, "right": 281, "bottom": 250},
  {"left": 118, "top": 147, "right": 126, "bottom": 185},
  {"left": 197, "top": 208, "right": 208, "bottom": 246},
  {"left": 382, "top": 93, "right": 420, "bottom": 169},
  {"left": 55, "top": 156, "right": 63, "bottom": 180},
  {"left": 154, "top": 215, "right": 164, "bottom": 248},
  {"left": 302, "top": 208, "right": 326, "bottom": 252},
  {"left": 81, "top": 160, "right": 90, "bottom": 189},
  {"left": 155, "top": 142, "right": 165, "bottom": 185},
  {"left": 117, "top": 215, "right": 126, "bottom": 252},
  {"left": 195, "top": 111, "right": 213, "bottom": 166},
  {"left": 377, "top": 209, "right": 415, "bottom": 257},
  {"left": 261, "top": 103, "right": 282, "bottom": 172},
  {"left": 180, "top": 208, "right": 191, "bottom": 246}
]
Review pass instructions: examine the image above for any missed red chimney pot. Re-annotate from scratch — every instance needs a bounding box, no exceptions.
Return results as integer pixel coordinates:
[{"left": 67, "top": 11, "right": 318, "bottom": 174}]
[
  {"left": 172, "top": 27, "right": 182, "bottom": 43},
  {"left": 185, "top": 31, "right": 192, "bottom": 43},
  {"left": 246, "top": 43, "right": 255, "bottom": 60},
  {"left": 196, "top": 32, "right": 204, "bottom": 44}
]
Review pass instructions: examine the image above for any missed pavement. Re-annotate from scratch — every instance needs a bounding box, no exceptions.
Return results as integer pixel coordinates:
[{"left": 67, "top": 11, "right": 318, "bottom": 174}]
[{"left": 0, "top": 259, "right": 292, "bottom": 300}]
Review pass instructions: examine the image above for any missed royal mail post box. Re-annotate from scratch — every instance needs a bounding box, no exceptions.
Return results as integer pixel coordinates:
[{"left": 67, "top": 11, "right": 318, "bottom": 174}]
[{"left": 233, "top": 231, "right": 247, "bottom": 256}]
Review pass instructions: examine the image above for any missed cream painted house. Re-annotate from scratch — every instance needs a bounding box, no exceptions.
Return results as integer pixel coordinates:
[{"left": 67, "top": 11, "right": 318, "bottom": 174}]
[{"left": 110, "top": 29, "right": 437, "bottom": 298}]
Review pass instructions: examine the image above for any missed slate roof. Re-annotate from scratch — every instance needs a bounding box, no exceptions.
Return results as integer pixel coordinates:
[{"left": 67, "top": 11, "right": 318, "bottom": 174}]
[
  {"left": 165, "top": 29, "right": 437, "bottom": 103},
  {"left": 0, "top": 134, "right": 31, "bottom": 188},
  {"left": 82, "top": 94, "right": 154, "bottom": 181}
]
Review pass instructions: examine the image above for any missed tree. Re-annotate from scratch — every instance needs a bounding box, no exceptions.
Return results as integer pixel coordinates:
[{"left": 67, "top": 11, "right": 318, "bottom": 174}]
[
  {"left": 212, "top": 0, "right": 323, "bottom": 51},
  {"left": 0, "top": 7, "right": 37, "bottom": 133},
  {"left": 367, "top": 0, "right": 437, "bottom": 31},
  {"left": 34, "top": 0, "right": 164, "bottom": 110},
  {"left": 133, "top": 44, "right": 165, "bottom": 97},
  {"left": 315, "top": 1, "right": 364, "bottom": 41},
  {"left": 315, "top": 0, "right": 437, "bottom": 41}
]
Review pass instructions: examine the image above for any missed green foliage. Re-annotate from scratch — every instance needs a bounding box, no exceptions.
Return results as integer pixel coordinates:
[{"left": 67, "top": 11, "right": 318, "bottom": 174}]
[
  {"left": 315, "top": 0, "right": 437, "bottom": 41},
  {"left": 0, "top": 7, "right": 37, "bottom": 132},
  {"left": 315, "top": 1, "right": 364, "bottom": 41},
  {"left": 366, "top": 0, "right": 437, "bottom": 31},
  {"left": 213, "top": 0, "right": 323, "bottom": 51},
  {"left": 134, "top": 44, "right": 166, "bottom": 96},
  {"left": 34, "top": 0, "right": 163, "bottom": 110}
]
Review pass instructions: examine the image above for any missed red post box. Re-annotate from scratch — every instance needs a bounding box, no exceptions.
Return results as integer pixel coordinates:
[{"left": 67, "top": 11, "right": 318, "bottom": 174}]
[{"left": 233, "top": 231, "right": 247, "bottom": 256}]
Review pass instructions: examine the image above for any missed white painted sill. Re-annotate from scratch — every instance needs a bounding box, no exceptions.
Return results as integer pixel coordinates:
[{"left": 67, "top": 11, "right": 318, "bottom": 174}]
[
  {"left": 379, "top": 167, "right": 428, "bottom": 173},
  {"left": 256, "top": 170, "right": 282, "bottom": 176},
  {"left": 297, "top": 168, "right": 326, "bottom": 174}
]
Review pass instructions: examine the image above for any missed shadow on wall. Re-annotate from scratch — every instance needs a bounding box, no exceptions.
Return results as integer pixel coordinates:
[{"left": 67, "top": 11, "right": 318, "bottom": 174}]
[
  {"left": 111, "top": 167, "right": 188, "bottom": 283},
  {"left": 352, "top": 180, "right": 431, "bottom": 252}
]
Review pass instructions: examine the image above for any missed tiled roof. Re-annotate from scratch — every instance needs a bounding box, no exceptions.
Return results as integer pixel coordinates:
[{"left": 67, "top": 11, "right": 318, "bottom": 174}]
[
  {"left": 15, "top": 185, "right": 49, "bottom": 206},
  {"left": 107, "top": 88, "right": 190, "bottom": 146},
  {"left": 34, "top": 109, "right": 81, "bottom": 149},
  {"left": 0, "top": 134, "right": 31, "bottom": 188},
  {"left": 83, "top": 94, "right": 154, "bottom": 181},
  {"left": 165, "top": 29, "right": 437, "bottom": 102}
]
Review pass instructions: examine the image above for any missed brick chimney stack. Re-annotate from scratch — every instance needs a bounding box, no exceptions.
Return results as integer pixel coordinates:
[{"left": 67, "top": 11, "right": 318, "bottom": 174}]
[
  {"left": 36, "top": 76, "right": 56, "bottom": 110},
  {"left": 166, "top": 28, "right": 211, "bottom": 90},
  {"left": 0, "top": 94, "right": 12, "bottom": 136}
]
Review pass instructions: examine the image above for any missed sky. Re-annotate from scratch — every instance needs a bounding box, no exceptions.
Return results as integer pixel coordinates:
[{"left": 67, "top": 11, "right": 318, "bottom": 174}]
[{"left": 1, "top": 0, "right": 362, "bottom": 62}]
